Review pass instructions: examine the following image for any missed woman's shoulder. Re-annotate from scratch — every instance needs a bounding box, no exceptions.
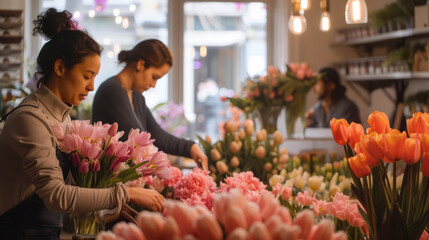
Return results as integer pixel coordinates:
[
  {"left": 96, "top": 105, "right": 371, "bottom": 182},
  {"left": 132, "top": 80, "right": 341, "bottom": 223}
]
[{"left": 95, "top": 76, "right": 123, "bottom": 97}]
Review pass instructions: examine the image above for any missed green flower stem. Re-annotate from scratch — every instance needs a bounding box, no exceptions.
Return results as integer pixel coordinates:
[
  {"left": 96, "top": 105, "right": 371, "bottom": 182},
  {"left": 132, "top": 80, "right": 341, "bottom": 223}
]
[
  {"left": 364, "top": 176, "right": 377, "bottom": 240},
  {"left": 393, "top": 161, "right": 397, "bottom": 203},
  {"left": 375, "top": 166, "right": 391, "bottom": 211}
]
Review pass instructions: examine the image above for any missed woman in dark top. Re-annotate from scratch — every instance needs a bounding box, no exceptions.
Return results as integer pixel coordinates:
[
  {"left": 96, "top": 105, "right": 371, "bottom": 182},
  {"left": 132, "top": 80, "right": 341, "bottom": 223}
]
[{"left": 92, "top": 39, "right": 208, "bottom": 170}]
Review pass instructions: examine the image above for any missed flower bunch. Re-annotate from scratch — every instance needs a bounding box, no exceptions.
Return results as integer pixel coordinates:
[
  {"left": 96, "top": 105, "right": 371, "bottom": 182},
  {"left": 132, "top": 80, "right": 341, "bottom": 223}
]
[
  {"left": 281, "top": 63, "right": 319, "bottom": 137},
  {"left": 331, "top": 111, "right": 429, "bottom": 240},
  {"left": 219, "top": 171, "right": 268, "bottom": 202},
  {"left": 152, "top": 101, "right": 188, "bottom": 137},
  {"left": 53, "top": 120, "right": 172, "bottom": 189},
  {"left": 97, "top": 189, "right": 349, "bottom": 240},
  {"left": 198, "top": 119, "right": 288, "bottom": 184}
]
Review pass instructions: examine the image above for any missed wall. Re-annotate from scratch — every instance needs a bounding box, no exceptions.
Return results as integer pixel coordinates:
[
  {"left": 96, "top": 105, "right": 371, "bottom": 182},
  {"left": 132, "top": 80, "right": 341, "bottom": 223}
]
[{"left": 287, "top": 0, "right": 429, "bottom": 129}]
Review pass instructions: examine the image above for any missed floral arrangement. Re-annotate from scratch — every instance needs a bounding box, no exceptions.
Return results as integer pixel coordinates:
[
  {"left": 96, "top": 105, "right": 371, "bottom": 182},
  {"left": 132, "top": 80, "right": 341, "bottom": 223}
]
[
  {"left": 198, "top": 119, "right": 288, "bottom": 184},
  {"left": 54, "top": 120, "right": 172, "bottom": 235},
  {"left": 331, "top": 111, "right": 429, "bottom": 240},
  {"left": 152, "top": 101, "right": 188, "bottom": 137},
  {"left": 97, "top": 189, "right": 349, "bottom": 240}
]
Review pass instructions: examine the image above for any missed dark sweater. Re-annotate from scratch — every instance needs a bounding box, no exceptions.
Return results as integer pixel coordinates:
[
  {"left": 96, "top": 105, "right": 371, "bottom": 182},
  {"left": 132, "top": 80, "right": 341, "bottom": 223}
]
[
  {"left": 309, "top": 96, "right": 361, "bottom": 128},
  {"left": 91, "top": 76, "right": 194, "bottom": 158}
]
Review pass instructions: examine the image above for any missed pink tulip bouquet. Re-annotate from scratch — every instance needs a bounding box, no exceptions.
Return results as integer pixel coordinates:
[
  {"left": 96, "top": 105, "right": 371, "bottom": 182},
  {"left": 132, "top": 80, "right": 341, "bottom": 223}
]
[
  {"left": 331, "top": 112, "right": 429, "bottom": 240},
  {"left": 96, "top": 189, "right": 349, "bottom": 240},
  {"left": 53, "top": 120, "right": 172, "bottom": 189}
]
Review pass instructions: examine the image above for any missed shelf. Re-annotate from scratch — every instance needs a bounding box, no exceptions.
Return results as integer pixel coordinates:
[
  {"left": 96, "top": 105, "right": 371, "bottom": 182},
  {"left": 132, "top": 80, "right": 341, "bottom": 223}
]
[
  {"left": 0, "top": 49, "right": 21, "bottom": 55},
  {"left": 0, "top": 63, "right": 20, "bottom": 70},
  {"left": 336, "top": 28, "right": 429, "bottom": 46},
  {"left": 0, "top": 10, "right": 22, "bottom": 17},
  {"left": 0, "top": 22, "right": 23, "bottom": 29},
  {"left": 344, "top": 72, "right": 429, "bottom": 82},
  {"left": 0, "top": 36, "right": 23, "bottom": 44}
]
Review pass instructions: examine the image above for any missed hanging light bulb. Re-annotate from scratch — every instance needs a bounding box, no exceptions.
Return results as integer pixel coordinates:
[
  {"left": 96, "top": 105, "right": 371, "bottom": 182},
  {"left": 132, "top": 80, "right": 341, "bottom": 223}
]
[
  {"left": 319, "top": 0, "right": 330, "bottom": 32},
  {"left": 320, "top": 12, "right": 331, "bottom": 31},
  {"left": 300, "top": 0, "right": 311, "bottom": 11},
  {"left": 289, "top": 0, "right": 307, "bottom": 35},
  {"left": 345, "top": 0, "right": 367, "bottom": 24}
]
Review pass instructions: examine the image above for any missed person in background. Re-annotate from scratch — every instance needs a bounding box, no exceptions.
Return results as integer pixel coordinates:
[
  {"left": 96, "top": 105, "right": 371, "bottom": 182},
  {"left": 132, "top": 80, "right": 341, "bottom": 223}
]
[
  {"left": 91, "top": 39, "right": 208, "bottom": 170},
  {"left": 306, "top": 67, "right": 361, "bottom": 128},
  {"left": 0, "top": 9, "right": 164, "bottom": 239}
]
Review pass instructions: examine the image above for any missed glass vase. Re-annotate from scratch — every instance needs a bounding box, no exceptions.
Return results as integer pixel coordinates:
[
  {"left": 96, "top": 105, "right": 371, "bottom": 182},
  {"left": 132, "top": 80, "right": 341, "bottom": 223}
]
[
  {"left": 285, "top": 93, "right": 307, "bottom": 139},
  {"left": 72, "top": 211, "right": 104, "bottom": 240},
  {"left": 254, "top": 105, "right": 283, "bottom": 136}
]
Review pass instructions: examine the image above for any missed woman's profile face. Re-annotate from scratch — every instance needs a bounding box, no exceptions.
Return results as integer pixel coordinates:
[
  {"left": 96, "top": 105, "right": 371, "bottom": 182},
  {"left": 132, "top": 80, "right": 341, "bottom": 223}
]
[
  {"left": 59, "top": 53, "right": 100, "bottom": 105},
  {"left": 134, "top": 63, "right": 170, "bottom": 93}
]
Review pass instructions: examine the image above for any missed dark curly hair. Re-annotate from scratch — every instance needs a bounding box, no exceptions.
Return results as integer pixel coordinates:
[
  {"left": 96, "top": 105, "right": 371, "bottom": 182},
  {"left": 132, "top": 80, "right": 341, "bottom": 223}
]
[
  {"left": 32, "top": 8, "right": 103, "bottom": 88},
  {"left": 118, "top": 39, "right": 172, "bottom": 68}
]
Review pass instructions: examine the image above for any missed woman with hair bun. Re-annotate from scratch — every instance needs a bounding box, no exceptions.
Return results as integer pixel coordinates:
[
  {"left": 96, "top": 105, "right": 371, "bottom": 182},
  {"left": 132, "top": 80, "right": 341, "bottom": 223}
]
[
  {"left": 92, "top": 39, "right": 208, "bottom": 170},
  {"left": 0, "top": 8, "right": 164, "bottom": 239}
]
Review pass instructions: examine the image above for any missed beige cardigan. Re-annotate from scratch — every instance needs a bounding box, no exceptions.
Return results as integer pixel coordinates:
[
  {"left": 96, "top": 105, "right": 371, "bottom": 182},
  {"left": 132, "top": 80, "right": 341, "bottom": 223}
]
[{"left": 0, "top": 85, "right": 128, "bottom": 216}]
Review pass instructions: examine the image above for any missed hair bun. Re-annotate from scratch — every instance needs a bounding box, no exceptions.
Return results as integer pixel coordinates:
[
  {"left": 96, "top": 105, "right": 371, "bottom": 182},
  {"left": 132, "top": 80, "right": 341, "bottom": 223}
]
[
  {"left": 32, "top": 8, "right": 77, "bottom": 40},
  {"left": 118, "top": 50, "right": 129, "bottom": 63}
]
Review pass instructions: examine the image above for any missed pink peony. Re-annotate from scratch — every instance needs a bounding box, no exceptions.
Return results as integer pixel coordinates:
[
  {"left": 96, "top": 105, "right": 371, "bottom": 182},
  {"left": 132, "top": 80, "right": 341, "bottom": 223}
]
[{"left": 164, "top": 167, "right": 184, "bottom": 187}]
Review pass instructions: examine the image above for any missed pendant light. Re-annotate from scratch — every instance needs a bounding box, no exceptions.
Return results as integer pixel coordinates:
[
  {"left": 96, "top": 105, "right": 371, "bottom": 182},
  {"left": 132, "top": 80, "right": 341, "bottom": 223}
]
[
  {"left": 319, "top": 0, "right": 331, "bottom": 31},
  {"left": 289, "top": 0, "right": 307, "bottom": 35},
  {"left": 300, "top": 0, "right": 311, "bottom": 11},
  {"left": 345, "top": 0, "right": 368, "bottom": 24}
]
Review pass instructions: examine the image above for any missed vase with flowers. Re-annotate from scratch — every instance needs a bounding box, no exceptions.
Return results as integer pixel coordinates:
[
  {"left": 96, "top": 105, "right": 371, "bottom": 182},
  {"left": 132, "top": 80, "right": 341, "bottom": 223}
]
[
  {"left": 280, "top": 62, "right": 319, "bottom": 138},
  {"left": 53, "top": 120, "right": 171, "bottom": 238},
  {"left": 331, "top": 111, "right": 429, "bottom": 240}
]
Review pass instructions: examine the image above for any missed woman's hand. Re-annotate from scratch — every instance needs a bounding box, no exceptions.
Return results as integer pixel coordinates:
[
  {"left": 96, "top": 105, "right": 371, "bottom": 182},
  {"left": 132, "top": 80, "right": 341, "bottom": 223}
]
[
  {"left": 190, "top": 144, "right": 208, "bottom": 171},
  {"left": 126, "top": 187, "right": 165, "bottom": 212}
]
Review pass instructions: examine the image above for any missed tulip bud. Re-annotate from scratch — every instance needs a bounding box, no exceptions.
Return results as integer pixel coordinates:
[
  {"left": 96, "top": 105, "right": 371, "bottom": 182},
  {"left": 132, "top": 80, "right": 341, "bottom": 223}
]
[
  {"left": 271, "top": 169, "right": 278, "bottom": 175},
  {"left": 348, "top": 153, "right": 371, "bottom": 178},
  {"left": 108, "top": 122, "right": 118, "bottom": 137},
  {"left": 273, "top": 131, "right": 284, "bottom": 145},
  {"left": 230, "top": 156, "right": 240, "bottom": 168},
  {"left": 308, "top": 176, "right": 323, "bottom": 191},
  {"left": 211, "top": 149, "right": 222, "bottom": 161},
  {"left": 256, "top": 129, "right": 267, "bottom": 142},
  {"left": 230, "top": 141, "right": 240, "bottom": 154},
  {"left": 294, "top": 209, "right": 315, "bottom": 239},
  {"left": 239, "top": 130, "right": 246, "bottom": 139},
  {"left": 264, "top": 162, "right": 272, "bottom": 171},
  {"left": 269, "top": 175, "right": 284, "bottom": 187},
  {"left": 209, "top": 165, "right": 217, "bottom": 173},
  {"left": 79, "top": 159, "right": 89, "bottom": 173},
  {"left": 272, "top": 157, "right": 278, "bottom": 164},
  {"left": 71, "top": 151, "right": 80, "bottom": 167},
  {"left": 307, "top": 219, "right": 334, "bottom": 240},
  {"left": 195, "top": 215, "right": 223, "bottom": 240},
  {"left": 244, "top": 119, "right": 254, "bottom": 136},
  {"left": 368, "top": 111, "right": 391, "bottom": 134},
  {"left": 225, "top": 121, "right": 238, "bottom": 133},
  {"left": 205, "top": 135, "right": 212, "bottom": 145},
  {"left": 294, "top": 176, "right": 305, "bottom": 189},
  {"left": 280, "top": 148, "right": 288, "bottom": 156},
  {"left": 403, "top": 138, "right": 421, "bottom": 164},
  {"left": 279, "top": 154, "right": 289, "bottom": 164},
  {"left": 330, "top": 118, "right": 350, "bottom": 146},
  {"left": 255, "top": 146, "right": 266, "bottom": 158},
  {"left": 216, "top": 161, "right": 229, "bottom": 174}
]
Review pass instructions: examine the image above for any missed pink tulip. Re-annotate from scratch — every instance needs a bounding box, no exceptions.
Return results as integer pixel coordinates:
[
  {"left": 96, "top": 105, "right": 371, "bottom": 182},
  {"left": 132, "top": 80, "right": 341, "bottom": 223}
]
[
  {"left": 258, "top": 192, "right": 280, "bottom": 221},
  {"left": 307, "top": 219, "right": 334, "bottom": 240},
  {"left": 92, "top": 159, "right": 100, "bottom": 172},
  {"left": 135, "top": 131, "right": 155, "bottom": 147},
  {"left": 332, "top": 231, "right": 348, "bottom": 240},
  {"left": 195, "top": 215, "right": 223, "bottom": 240},
  {"left": 248, "top": 222, "right": 271, "bottom": 240},
  {"left": 272, "top": 225, "right": 300, "bottom": 240},
  {"left": 245, "top": 201, "right": 262, "bottom": 226},
  {"left": 299, "top": 62, "right": 309, "bottom": 70},
  {"left": 305, "top": 68, "right": 314, "bottom": 78},
  {"left": 289, "top": 63, "right": 299, "bottom": 74},
  {"left": 226, "top": 228, "right": 248, "bottom": 240},
  {"left": 281, "top": 186, "right": 292, "bottom": 201},
  {"left": 296, "top": 191, "right": 314, "bottom": 206},
  {"left": 162, "top": 216, "right": 180, "bottom": 240},
  {"left": 265, "top": 215, "right": 282, "bottom": 238},
  {"left": 96, "top": 231, "right": 120, "bottom": 240},
  {"left": 80, "top": 140, "right": 102, "bottom": 160},
  {"left": 137, "top": 212, "right": 165, "bottom": 240},
  {"left": 170, "top": 202, "right": 198, "bottom": 236},
  {"left": 293, "top": 209, "right": 314, "bottom": 239},
  {"left": 70, "top": 151, "right": 80, "bottom": 167},
  {"left": 52, "top": 124, "right": 65, "bottom": 140},
  {"left": 223, "top": 206, "right": 248, "bottom": 234},
  {"left": 296, "top": 69, "right": 305, "bottom": 80},
  {"left": 275, "top": 207, "right": 293, "bottom": 225},
  {"left": 60, "top": 133, "right": 82, "bottom": 153},
  {"left": 112, "top": 222, "right": 146, "bottom": 240},
  {"left": 269, "top": 92, "right": 275, "bottom": 99},
  {"left": 108, "top": 122, "right": 118, "bottom": 137},
  {"left": 78, "top": 159, "right": 89, "bottom": 173}
]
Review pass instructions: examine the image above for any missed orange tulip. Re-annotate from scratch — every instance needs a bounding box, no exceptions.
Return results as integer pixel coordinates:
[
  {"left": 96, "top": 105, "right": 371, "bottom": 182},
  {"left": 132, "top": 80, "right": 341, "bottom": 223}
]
[
  {"left": 360, "top": 133, "right": 385, "bottom": 162},
  {"left": 348, "top": 122, "right": 364, "bottom": 148},
  {"left": 411, "top": 133, "right": 429, "bottom": 155},
  {"left": 423, "top": 152, "right": 429, "bottom": 177},
  {"left": 402, "top": 138, "right": 421, "bottom": 164},
  {"left": 355, "top": 141, "right": 380, "bottom": 167},
  {"left": 330, "top": 118, "right": 350, "bottom": 146},
  {"left": 383, "top": 129, "right": 407, "bottom": 162},
  {"left": 407, "top": 112, "right": 429, "bottom": 134},
  {"left": 348, "top": 153, "right": 371, "bottom": 178},
  {"left": 367, "top": 111, "right": 391, "bottom": 134}
]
